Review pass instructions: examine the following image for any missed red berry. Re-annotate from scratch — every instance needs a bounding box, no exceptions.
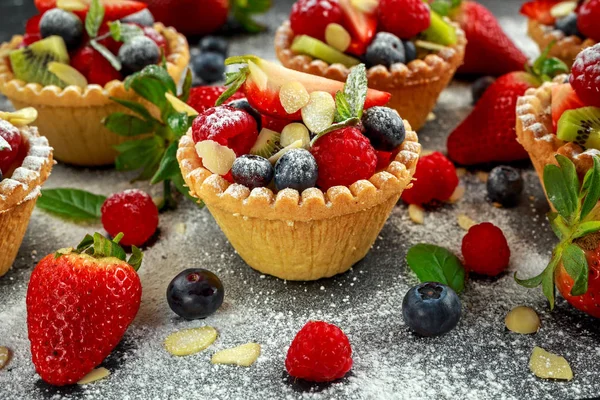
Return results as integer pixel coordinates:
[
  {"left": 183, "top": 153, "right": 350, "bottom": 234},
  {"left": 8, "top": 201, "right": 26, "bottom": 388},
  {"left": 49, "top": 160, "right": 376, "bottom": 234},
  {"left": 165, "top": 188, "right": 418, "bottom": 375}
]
[
  {"left": 187, "top": 86, "right": 244, "bottom": 114},
  {"left": 290, "top": 0, "right": 343, "bottom": 41},
  {"left": 0, "top": 120, "right": 22, "bottom": 173},
  {"left": 401, "top": 152, "right": 458, "bottom": 205},
  {"left": 570, "top": 43, "right": 600, "bottom": 108},
  {"left": 461, "top": 222, "right": 510, "bottom": 277},
  {"left": 577, "top": 0, "right": 600, "bottom": 42},
  {"left": 262, "top": 115, "right": 290, "bottom": 133},
  {"left": 101, "top": 189, "right": 159, "bottom": 247},
  {"left": 378, "top": 0, "right": 431, "bottom": 39},
  {"left": 97, "top": 25, "right": 124, "bottom": 55},
  {"left": 143, "top": 27, "right": 167, "bottom": 54},
  {"left": 21, "top": 33, "right": 42, "bottom": 47},
  {"left": 191, "top": 105, "right": 258, "bottom": 156},
  {"left": 25, "top": 14, "right": 43, "bottom": 34},
  {"left": 88, "top": 49, "right": 122, "bottom": 86},
  {"left": 375, "top": 149, "right": 393, "bottom": 171},
  {"left": 285, "top": 321, "right": 353, "bottom": 382},
  {"left": 70, "top": 46, "right": 94, "bottom": 77},
  {"left": 310, "top": 127, "right": 377, "bottom": 190}
]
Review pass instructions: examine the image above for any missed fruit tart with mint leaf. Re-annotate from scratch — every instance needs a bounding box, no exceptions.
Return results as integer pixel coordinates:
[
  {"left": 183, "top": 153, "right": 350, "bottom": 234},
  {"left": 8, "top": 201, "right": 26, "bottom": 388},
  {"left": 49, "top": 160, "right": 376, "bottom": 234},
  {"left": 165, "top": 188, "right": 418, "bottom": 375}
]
[
  {"left": 274, "top": 0, "right": 466, "bottom": 131},
  {"left": 0, "top": 108, "right": 53, "bottom": 277},
  {"left": 0, "top": 0, "right": 189, "bottom": 166},
  {"left": 521, "top": 0, "right": 598, "bottom": 68},
  {"left": 516, "top": 44, "right": 600, "bottom": 317},
  {"left": 176, "top": 56, "right": 421, "bottom": 281}
]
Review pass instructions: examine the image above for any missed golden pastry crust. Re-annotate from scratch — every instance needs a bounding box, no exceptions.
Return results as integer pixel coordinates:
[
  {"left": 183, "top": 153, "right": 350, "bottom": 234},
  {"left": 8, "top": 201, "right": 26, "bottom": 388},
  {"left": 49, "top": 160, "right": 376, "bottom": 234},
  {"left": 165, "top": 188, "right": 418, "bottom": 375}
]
[{"left": 527, "top": 19, "right": 596, "bottom": 68}]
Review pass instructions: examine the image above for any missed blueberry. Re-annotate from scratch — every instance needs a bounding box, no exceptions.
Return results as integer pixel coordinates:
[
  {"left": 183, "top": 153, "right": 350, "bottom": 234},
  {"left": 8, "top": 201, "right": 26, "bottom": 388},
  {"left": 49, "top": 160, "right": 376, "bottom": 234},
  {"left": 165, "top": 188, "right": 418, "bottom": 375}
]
[
  {"left": 403, "top": 40, "right": 417, "bottom": 63},
  {"left": 487, "top": 166, "right": 523, "bottom": 207},
  {"left": 555, "top": 13, "right": 582, "bottom": 38},
  {"left": 361, "top": 106, "right": 406, "bottom": 151},
  {"left": 402, "top": 282, "right": 461, "bottom": 337},
  {"left": 192, "top": 52, "right": 225, "bottom": 84},
  {"left": 231, "top": 155, "right": 274, "bottom": 189},
  {"left": 199, "top": 36, "right": 229, "bottom": 56},
  {"left": 166, "top": 268, "right": 224, "bottom": 320},
  {"left": 39, "top": 9, "right": 83, "bottom": 50},
  {"left": 121, "top": 9, "right": 155, "bottom": 27},
  {"left": 228, "top": 98, "right": 262, "bottom": 131},
  {"left": 274, "top": 149, "right": 318, "bottom": 191},
  {"left": 471, "top": 76, "right": 495, "bottom": 105},
  {"left": 365, "top": 32, "right": 405, "bottom": 67},
  {"left": 118, "top": 36, "right": 160, "bottom": 74}
]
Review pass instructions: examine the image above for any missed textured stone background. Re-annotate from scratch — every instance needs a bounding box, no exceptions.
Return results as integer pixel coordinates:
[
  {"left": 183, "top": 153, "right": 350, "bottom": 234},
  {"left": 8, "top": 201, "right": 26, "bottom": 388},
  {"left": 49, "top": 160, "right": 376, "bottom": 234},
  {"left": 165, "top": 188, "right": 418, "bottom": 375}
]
[{"left": 1, "top": 1, "right": 599, "bottom": 399}]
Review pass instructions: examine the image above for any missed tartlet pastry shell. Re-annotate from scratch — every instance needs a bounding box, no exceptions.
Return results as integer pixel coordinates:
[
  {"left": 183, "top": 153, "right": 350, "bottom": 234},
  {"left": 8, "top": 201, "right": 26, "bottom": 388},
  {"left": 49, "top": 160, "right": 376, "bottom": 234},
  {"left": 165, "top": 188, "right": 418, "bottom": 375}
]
[
  {"left": 0, "top": 126, "right": 53, "bottom": 276},
  {"left": 527, "top": 20, "right": 596, "bottom": 68},
  {"left": 274, "top": 21, "right": 466, "bottom": 131},
  {"left": 177, "top": 123, "right": 420, "bottom": 281},
  {"left": 0, "top": 24, "right": 190, "bottom": 166}
]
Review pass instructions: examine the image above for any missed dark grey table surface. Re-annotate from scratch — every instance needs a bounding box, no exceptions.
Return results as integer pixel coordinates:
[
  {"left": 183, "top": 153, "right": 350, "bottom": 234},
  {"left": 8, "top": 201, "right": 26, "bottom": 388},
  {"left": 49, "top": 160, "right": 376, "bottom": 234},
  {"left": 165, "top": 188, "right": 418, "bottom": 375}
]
[{"left": 1, "top": 1, "right": 599, "bottom": 399}]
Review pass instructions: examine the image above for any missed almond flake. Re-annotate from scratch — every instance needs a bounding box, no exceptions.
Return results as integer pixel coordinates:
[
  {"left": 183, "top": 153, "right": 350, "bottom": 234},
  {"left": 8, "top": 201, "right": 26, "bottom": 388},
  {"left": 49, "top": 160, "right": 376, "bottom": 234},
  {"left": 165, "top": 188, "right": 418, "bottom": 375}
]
[
  {"left": 279, "top": 81, "right": 310, "bottom": 114},
  {"left": 166, "top": 93, "right": 199, "bottom": 117},
  {"left": 456, "top": 168, "right": 467, "bottom": 177},
  {"left": 211, "top": 343, "right": 261, "bottom": 367},
  {"left": 505, "top": 306, "right": 540, "bottom": 334},
  {"left": 457, "top": 214, "right": 476, "bottom": 231},
  {"left": 408, "top": 204, "right": 425, "bottom": 224},
  {"left": 77, "top": 367, "right": 110, "bottom": 385},
  {"left": 447, "top": 185, "right": 465, "bottom": 204},
  {"left": 476, "top": 171, "right": 489, "bottom": 182},
  {"left": 301, "top": 91, "right": 335, "bottom": 133},
  {"left": 351, "top": 0, "right": 379, "bottom": 13},
  {"left": 529, "top": 347, "right": 573, "bottom": 381},
  {"left": 165, "top": 326, "right": 218, "bottom": 356},
  {"left": 195, "top": 140, "right": 237, "bottom": 175},
  {"left": 325, "top": 23, "right": 351, "bottom": 52},
  {"left": 0, "top": 346, "right": 11, "bottom": 370}
]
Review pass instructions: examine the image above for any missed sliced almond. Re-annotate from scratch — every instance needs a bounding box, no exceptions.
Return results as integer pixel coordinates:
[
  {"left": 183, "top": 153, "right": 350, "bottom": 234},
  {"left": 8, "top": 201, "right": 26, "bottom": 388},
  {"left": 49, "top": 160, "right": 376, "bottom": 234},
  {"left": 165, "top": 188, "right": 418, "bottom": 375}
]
[
  {"left": 280, "top": 123, "right": 310, "bottom": 148},
  {"left": 408, "top": 204, "right": 425, "bottom": 224},
  {"left": 301, "top": 91, "right": 336, "bottom": 133},
  {"left": 505, "top": 306, "right": 540, "bottom": 334},
  {"left": 350, "top": 0, "right": 379, "bottom": 13},
  {"left": 165, "top": 326, "right": 218, "bottom": 356},
  {"left": 0, "top": 108, "right": 38, "bottom": 126},
  {"left": 325, "top": 23, "right": 352, "bottom": 52},
  {"left": 166, "top": 93, "right": 199, "bottom": 117},
  {"left": 0, "top": 346, "right": 11, "bottom": 369},
  {"left": 447, "top": 185, "right": 465, "bottom": 204},
  {"left": 456, "top": 168, "right": 467, "bottom": 177},
  {"left": 268, "top": 140, "right": 303, "bottom": 164},
  {"left": 279, "top": 81, "right": 310, "bottom": 114},
  {"left": 529, "top": 347, "right": 573, "bottom": 381},
  {"left": 457, "top": 214, "right": 476, "bottom": 231},
  {"left": 56, "top": 0, "right": 87, "bottom": 11},
  {"left": 550, "top": 1, "right": 577, "bottom": 18},
  {"left": 77, "top": 367, "right": 110, "bottom": 384},
  {"left": 195, "top": 140, "right": 237, "bottom": 175},
  {"left": 476, "top": 171, "right": 489, "bottom": 182},
  {"left": 211, "top": 343, "right": 261, "bottom": 367}
]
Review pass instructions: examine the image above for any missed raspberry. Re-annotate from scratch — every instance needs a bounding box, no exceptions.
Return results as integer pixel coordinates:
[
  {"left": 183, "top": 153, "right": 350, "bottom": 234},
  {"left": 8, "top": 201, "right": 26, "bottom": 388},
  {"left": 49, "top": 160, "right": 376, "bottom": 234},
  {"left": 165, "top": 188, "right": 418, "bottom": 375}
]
[
  {"left": 101, "top": 189, "right": 159, "bottom": 247},
  {"left": 187, "top": 86, "right": 244, "bottom": 114},
  {"left": 461, "top": 222, "right": 510, "bottom": 277},
  {"left": 375, "top": 149, "right": 394, "bottom": 171},
  {"left": 570, "top": 43, "right": 600, "bottom": 108},
  {"left": 577, "top": 0, "right": 600, "bottom": 42},
  {"left": 70, "top": 46, "right": 94, "bottom": 77},
  {"left": 310, "top": 127, "right": 377, "bottom": 190},
  {"left": 378, "top": 0, "right": 431, "bottom": 39},
  {"left": 192, "top": 105, "right": 258, "bottom": 156},
  {"left": 262, "top": 115, "right": 290, "bottom": 132},
  {"left": 87, "top": 48, "right": 122, "bottom": 86},
  {"left": 25, "top": 14, "right": 42, "bottom": 34},
  {"left": 290, "top": 0, "right": 343, "bottom": 41},
  {"left": 401, "top": 152, "right": 458, "bottom": 205},
  {"left": 0, "top": 119, "right": 22, "bottom": 174},
  {"left": 285, "top": 321, "right": 353, "bottom": 382}
]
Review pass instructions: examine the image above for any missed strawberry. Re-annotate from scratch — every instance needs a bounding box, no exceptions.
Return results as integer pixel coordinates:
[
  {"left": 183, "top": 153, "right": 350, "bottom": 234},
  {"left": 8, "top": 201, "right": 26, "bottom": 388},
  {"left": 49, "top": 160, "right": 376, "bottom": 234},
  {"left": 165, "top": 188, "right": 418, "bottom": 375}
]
[
  {"left": 141, "top": 0, "right": 229, "bottom": 36},
  {"left": 452, "top": 1, "right": 528, "bottom": 76},
  {"left": 290, "top": 0, "right": 344, "bottom": 42},
  {"left": 519, "top": 0, "right": 561, "bottom": 25},
  {"left": 73, "top": 46, "right": 122, "bottom": 86},
  {"left": 339, "top": 0, "right": 378, "bottom": 55},
  {"left": 578, "top": 0, "right": 600, "bottom": 42},
  {"left": 34, "top": 0, "right": 147, "bottom": 22},
  {"left": 26, "top": 233, "right": 143, "bottom": 386},
  {"left": 447, "top": 72, "right": 537, "bottom": 165},
  {"left": 25, "top": 14, "right": 43, "bottom": 35},
  {"left": 551, "top": 83, "right": 586, "bottom": 131},
  {"left": 218, "top": 56, "right": 391, "bottom": 120},
  {"left": 187, "top": 86, "right": 244, "bottom": 114}
]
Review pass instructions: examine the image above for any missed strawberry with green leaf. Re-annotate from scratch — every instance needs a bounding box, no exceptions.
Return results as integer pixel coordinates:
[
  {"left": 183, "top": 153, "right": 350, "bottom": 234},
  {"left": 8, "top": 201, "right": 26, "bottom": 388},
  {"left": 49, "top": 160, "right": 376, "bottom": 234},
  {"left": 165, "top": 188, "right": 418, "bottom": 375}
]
[{"left": 516, "top": 155, "right": 600, "bottom": 318}]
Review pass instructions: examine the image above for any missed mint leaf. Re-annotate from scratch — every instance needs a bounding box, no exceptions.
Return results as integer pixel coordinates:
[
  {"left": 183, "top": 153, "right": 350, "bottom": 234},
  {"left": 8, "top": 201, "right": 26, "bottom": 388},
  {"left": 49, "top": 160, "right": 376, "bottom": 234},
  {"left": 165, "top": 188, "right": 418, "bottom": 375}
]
[
  {"left": 543, "top": 161, "right": 578, "bottom": 222},
  {"left": 104, "top": 113, "right": 154, "bottom": 136},
  {"left": 343, "top": 64, "right": 368, "bottom": 119},
  {"left": 581, "top": 156, "right": 600, "bottom": 220},
  {"left": 334, "top": 91, "right": 352, "bottom": 122},
  {"left": 109, "top": 21, "right": 143, "bottom": 43},
  {"left": 151, "top": 142, "right": 179, "bottom": 184},
  {"left": 128, "top": 246, "right": 143, "bottom": 271},
  {"left": 90, "top": 40, "right": 122, "bottom": 71},
  {"left": 311, "top": 117, "right": 360, "bottom": 146},
  {"left": 85, "top": 0, "right": 104, "bottom": 38},
  {"left": 406, "top": 244, "right": 465, "bottom": 294},
  {"left": 562, "top": 243, "right": 588, "bottom": 296},
  {"left": 92, "top": 232, "right": 127, "bottom": 261},
  {"left": 37, "top": 189, "right": 106, "bottom": 221}
]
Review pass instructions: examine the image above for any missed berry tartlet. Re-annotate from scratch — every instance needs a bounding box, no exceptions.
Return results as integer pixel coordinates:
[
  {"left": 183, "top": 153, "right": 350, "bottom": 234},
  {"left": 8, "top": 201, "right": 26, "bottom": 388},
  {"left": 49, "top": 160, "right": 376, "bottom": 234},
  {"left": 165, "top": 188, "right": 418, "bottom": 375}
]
[
  {"left": 0, "top": 1, "right": 189, "bottom": 166},
  {"left": 177, "top": 56, "right": 420, "bottom": 281},
  {"left": 0, "top": 109, "right": 53, "bottom": 277},
  {"left": 274, "top": 0, "right": 466, "bottom": 131},
  {"left": 521, "top": 0, "right": 598, "bottom": 68}
]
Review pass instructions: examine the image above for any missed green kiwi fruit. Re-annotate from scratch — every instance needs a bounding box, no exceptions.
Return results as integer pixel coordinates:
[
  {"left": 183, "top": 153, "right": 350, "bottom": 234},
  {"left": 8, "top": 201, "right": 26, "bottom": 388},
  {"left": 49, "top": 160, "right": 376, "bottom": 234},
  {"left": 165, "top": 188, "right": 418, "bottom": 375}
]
[
  {"left": 422, "top": 11, "right": 457, "bottom": 46},
  {"left": 9, "top": 36, "right": 70, "bottom": 87},
  {"left": 291, "top": 35, "right": 360, "bottom": 68},
  {"left": 557, "top": 106, "right": 600, "bottom": 150},
  {"left": 250, "top": 128, "right": 281, "bottom": 158}
]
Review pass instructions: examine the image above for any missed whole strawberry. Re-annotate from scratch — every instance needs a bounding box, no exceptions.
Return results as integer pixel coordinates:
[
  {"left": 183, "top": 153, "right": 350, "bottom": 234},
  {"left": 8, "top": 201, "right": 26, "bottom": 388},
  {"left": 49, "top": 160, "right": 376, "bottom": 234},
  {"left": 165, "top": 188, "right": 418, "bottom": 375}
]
[
  {"left": 285, "top": 321, "right": 353, "bottom": 382},
  {"left": 142, "top": 0, "right": 229, "bottom": 36},
  {"left": 27, "top": 233, "right": 143, "bottom": 386}
]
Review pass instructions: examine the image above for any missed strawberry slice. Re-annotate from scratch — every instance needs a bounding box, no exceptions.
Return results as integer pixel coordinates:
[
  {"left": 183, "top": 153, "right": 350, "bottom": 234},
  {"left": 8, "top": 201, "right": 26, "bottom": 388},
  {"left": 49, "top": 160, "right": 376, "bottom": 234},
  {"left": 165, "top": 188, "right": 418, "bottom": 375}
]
[
  {"left": 551, "top": 83, "right": 586, "bottom": 131},
  {"left": 519, "top": 0, "right": 562, "bottom": 26},
  {"left": 25, "top": 14, "right": 43, "bottom": 34},
  {"left": 338, "top": 0, "right": 377, "bottom": 56},
  {"left": 222, "top": 56, "right": 390, "bottom": 120},
  {"left": 34, "top": 0, "right": 147, "bottom": 22}
]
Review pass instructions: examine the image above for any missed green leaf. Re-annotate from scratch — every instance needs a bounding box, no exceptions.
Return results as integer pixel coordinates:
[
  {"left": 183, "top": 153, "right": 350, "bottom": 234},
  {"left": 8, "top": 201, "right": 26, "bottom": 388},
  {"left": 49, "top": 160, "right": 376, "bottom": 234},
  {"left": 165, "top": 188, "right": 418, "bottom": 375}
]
[
  {"left": 406, "top": 244, "right": 465, "bottom": 293},
  {"left": 172, "top": 171, "right": 204, "bottom": 206},
  {"left": 166, "top": 112, "right": 190, "bottom": 138},
  {"left": 231, "top": 0, "right": 271, "bottom": 33},
  {"left": 124, "top": 64, "right": 177, "bottom": 96},
  {"left": 581, "top": 156, "right": 600, "bottom": 220},
  {"left": 85, "top": 0, "right": 104, "bottom": 38},
  {"left": 92, "top": 232, "right": 127, "bottom": 261},
  {"left": 562, "top": 243, "right": 589, "bottom": 296},
  {"left": 343, "top": 64, "right": 368, "bottom": 119},
  {"left": 514, "top": 271, "right": 544, "bottom": 288},
  {"left": 104, "top": 113, "right": 154, "bottom": 136},
  {"left": 109, "top": 21, "right": 143, "bottom": 43},
  {"left": 128, "top": 246, "right": 143, "bottom": 271},
  {"left": 573, "top": 221, "right": 600, "bottom": 239},
  {"left": 76, "top": 234, "right": 95, "bottom": 253},
  {"left": 109, "top": 97, "right": 158, "bottom": 123},
  {"left": 542, "top": 264, "right": 556, "bottom": 310},
  {"left": 180, "top": 68, "right": 193, "bottom": 103},
  {"left": 334, "top": 90, "right": 352, "bottom": 122},
  {"left": 310, "top": 117, "right": 360, "bottom": 146},
  {"left": 216, "top": 67, "right": 249, "bottom": 106},
  {"left": 429, "top": 1, "right": 450, "bottom": 16},
  {"left": 37, "top": 189, "right": 106, "bottom": 221},
  {"left": 90, "top": 40, "right": 122, "bottom": 71},
  {"left": 556, "top": 154, "right": 580, "bottom": 200},
  {"left": 548, "top": 211, "right": 569, "bottom": 240},
  {"left": 114, "top": 136, "right": 164, "bottom": 172},
  {"left": 543, "top": 161, "right": 577, "bottom": 221},
  {"left": 151, "top": 142, "right": 179, "bottom": 184}
]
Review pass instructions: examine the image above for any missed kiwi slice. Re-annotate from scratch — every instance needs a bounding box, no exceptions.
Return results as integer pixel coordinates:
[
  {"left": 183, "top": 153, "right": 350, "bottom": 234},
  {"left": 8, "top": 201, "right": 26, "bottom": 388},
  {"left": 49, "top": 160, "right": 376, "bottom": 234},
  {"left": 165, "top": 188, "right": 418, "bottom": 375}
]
[
  {"left": 557, "top": 106, "right": 600, "bottom": 150},
  {"left": 250, "top": 128, "right": 281, "bottom": 158},
  {"left": 291, "top": 35, "right": 360, "bottom": 68},
  {"left": 10, "top": 36, "right": 70, "bottom": 87},
  {"left": 422, "top": 11, "right": 457, "bottom": 46}
]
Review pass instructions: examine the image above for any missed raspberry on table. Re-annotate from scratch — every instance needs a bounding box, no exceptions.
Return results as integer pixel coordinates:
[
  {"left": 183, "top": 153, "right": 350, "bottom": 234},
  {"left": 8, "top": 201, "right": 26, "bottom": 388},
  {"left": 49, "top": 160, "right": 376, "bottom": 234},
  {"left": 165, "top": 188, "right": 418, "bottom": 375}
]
[
  {"left": 101, "top": 189, "right": 159, "bottom": 247},
  {"left": 187, "top": 86, "right": 244, "bottom": 114},
  {"left": 0, "top": 119, "right": 22, "bottom": 174},
  {"left": 577, "top": 0, "right": 600, "bottom": 42},
  {"left": 461, "top": 222, "right": 511, "bottom": 277},
  {"left": 378, "top": 0, "right": 431, "bottom": 39},
  {"left": 570, "top": 43, "right": 600, "bottom": 108},
  {"left": 311, "top": 127, "right": 377, "bottom": 190},
  {"left": 285, "top": 321, "right": 353, "bottom": 382},
  {"left": 290, "top": 0, "right": 343, "bottom": 41},
  {"left": 401, "top": 152, "right": 458, "bottom": 205}
]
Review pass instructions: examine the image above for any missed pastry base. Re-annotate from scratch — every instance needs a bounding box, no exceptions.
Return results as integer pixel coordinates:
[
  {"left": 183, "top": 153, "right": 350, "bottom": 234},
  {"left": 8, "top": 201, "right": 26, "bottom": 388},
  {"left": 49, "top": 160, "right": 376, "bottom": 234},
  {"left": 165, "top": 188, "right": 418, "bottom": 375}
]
[
  {"left": 274, "top": 21, "right": 466, "bottom": 131},
  {"left": 0, "top": 197, "right": 36, "bottom": 276}
]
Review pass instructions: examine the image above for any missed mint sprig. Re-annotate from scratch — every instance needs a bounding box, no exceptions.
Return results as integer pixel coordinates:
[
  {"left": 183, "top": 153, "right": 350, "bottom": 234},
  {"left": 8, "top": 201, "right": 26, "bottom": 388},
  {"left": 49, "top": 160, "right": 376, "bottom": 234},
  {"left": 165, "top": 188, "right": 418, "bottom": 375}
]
[
  {"left": 516, "top": 155, "right": 600, "bottom": 308},
  {"left": 109, "top": 20, "right": 144, "bottom": 43},
  {"left": 526, "top": 42, "right": 569, "bottom": 83},
  {"left": 61, "top": 232, "right": 143, "bottom": 271},
  {"left": 406, "top": 244, "right": 466, "bottom": 294},
  {"left": 37, "top": 188, "right": 107, "bottom": 221},
  {"left": 85, "top": 0, "right": 104, "bottom": 38}
]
